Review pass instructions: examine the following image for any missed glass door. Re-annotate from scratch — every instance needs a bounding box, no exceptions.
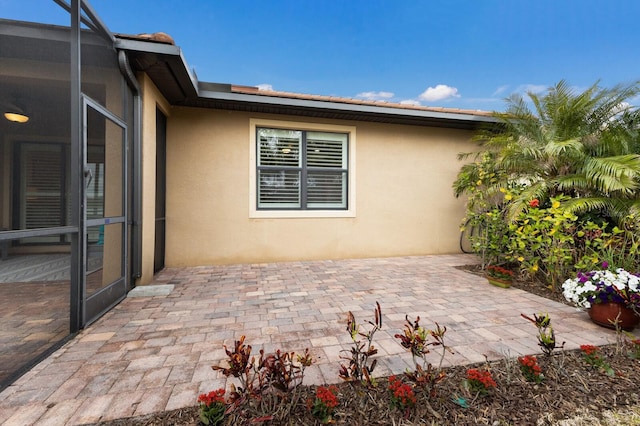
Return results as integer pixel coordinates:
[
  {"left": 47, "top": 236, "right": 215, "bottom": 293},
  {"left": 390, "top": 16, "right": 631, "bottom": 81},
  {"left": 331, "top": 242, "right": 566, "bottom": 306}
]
[{"left": 83, "top": 96, "right": 128, "bottom": 324}]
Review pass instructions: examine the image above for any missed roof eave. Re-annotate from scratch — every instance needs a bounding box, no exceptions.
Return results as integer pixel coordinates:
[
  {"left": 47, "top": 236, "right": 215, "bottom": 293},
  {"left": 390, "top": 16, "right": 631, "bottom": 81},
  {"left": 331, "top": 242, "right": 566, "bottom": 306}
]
[
  {"left": 193, "top": 87, "right": 497, "bottom": 129},
  {"left": 115, "top": 37, "right": 199, "bottom": 101},
  {"left": 117, "top": 36, "right": 498, "bottom": 130}
]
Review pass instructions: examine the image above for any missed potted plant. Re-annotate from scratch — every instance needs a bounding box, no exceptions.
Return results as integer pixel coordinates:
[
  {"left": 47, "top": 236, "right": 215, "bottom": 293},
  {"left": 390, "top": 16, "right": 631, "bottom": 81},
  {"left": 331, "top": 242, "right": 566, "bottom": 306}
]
[
  {"left": 562, "top": 264, "right": 640, "bottom": 330},
  {"left": 485, "top": 265, "right": 514, "bottom": 288}
]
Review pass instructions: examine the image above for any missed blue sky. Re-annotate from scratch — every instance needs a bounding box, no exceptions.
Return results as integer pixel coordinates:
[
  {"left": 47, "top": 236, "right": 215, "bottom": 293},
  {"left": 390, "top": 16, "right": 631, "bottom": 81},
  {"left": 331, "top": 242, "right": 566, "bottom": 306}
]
[{"left": 3, "top": 1, "right": 640, "bottom": 111}]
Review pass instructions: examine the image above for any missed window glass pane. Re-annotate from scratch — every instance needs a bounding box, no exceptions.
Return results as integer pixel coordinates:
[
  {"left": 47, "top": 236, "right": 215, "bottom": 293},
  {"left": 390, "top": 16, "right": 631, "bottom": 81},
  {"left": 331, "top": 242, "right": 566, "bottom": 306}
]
[
  {"left": 0, "top": 233, "right": 71, "bottom": 389},
  {"left": 86, "top": 146, "right": 105, "bottom": 220},
  {"left": 82, "top": 33, "right": 124, "bottom": 120},
  {"left": 86, "top": 222, "right": 123, "bottom": 298},
  {"left": 306, "top": 132, "right": 347, "bottom": 169},
  {"left": 258, "top": 170, "right": 300, "bottom": 208},
  {"left": 1, "top": 21, "right": 71, "bottom": 234},
  {"left": 257, "top": 128, "right": 301, "bottom": 167},
  {"left": 255, "top": 127, "right": 349, "bottom": 210},
  {"left": 307, "top": 171, "right": 347, "bottom": 208},
  {"left": 86, "top": 106, "right": 124, "bottom": 219}
]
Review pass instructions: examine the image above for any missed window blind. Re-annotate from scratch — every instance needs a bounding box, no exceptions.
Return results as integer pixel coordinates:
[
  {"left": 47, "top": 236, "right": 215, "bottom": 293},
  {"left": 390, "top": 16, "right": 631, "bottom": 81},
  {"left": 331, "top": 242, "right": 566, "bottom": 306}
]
[
  {"left": 21, "top": 144, "right": 64, "bottom": 229},
  {"left": 257, "top": 127, "right": 348, "bottom": 210}
]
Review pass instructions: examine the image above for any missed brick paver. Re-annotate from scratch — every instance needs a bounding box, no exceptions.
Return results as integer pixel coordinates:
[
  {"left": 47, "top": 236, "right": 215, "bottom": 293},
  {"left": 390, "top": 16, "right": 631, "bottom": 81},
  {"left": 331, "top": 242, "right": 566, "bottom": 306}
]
[{"left": 0, "top": 254, "right": 636, "bottom": 425}]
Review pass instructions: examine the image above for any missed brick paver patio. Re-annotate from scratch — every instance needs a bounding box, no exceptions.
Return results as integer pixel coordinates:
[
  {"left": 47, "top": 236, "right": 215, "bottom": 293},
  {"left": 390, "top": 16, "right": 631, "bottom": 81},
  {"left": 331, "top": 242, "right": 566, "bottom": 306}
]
[{"left": 0, "top": 254, "right": 632, "bottom": 425}]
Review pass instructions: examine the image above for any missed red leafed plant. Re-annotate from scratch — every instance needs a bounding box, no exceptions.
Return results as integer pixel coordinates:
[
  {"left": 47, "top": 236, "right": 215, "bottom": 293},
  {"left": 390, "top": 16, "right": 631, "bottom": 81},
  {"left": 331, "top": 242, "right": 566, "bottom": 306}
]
[
  {"left": 394, "top": 316, "right": 451, "bottom": 396},
  {"left": 210, "top": 335, "right": 314, "bottom": 419},
  {"left": 339, "top": 302, "right": 382, "bottom": 386}
]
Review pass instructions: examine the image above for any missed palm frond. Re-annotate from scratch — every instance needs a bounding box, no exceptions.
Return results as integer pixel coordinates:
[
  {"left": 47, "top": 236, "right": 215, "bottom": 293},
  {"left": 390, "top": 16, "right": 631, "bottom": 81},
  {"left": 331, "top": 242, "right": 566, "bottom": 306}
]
[
  {"left": 454, "top": 79, "right": 640, "bottom": 227},
  {"left": 582, "top": 155, "right": 640, "bottom": 195},
  {"left": 552, "top": 175, "right": 592, "bottom": 194}
]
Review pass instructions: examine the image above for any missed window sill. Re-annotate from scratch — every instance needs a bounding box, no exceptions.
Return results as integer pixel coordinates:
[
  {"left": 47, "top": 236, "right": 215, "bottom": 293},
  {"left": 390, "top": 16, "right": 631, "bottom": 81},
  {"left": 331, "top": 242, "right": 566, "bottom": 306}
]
[{"left": 249, "top": 209, "right": 356, "bottom": 219}]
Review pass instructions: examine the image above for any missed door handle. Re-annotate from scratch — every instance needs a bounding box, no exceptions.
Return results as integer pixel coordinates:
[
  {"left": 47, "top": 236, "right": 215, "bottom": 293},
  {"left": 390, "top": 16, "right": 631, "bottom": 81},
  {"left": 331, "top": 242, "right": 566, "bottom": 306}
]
[{"left": 84, "top": 167, "right": 93, "bottom": 189}]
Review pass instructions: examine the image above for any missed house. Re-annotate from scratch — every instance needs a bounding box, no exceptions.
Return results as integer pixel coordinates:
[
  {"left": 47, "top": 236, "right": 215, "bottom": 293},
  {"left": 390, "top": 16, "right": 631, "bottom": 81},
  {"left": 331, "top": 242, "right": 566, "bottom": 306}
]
[
  {"left": 122, "top": 36, "right": 495, "bottom": 277},
  {"left": 0, "top": 0, "right": 496, "bottom": 390}
]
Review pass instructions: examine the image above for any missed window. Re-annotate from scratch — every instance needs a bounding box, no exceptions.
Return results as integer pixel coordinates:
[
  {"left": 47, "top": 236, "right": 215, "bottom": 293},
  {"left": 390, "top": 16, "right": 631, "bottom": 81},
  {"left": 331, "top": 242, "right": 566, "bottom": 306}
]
[
  {"left": 250, "top": 119, "right": 356, "bottom": 218},
  {"left": 257, "top": 127, "right": 348, "bottom": 210},
  {"left": 17, "top": 143, "right": 68, "bottom": 232},
  {"left": 13, "top": 142, "right": 104, "bottom": 243}
]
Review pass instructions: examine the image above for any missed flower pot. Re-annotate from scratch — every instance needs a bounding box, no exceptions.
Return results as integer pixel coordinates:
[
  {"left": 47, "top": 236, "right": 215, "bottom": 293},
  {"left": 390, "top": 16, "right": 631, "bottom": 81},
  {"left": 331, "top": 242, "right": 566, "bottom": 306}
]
[
  {"left": 588, "top": 302, "right": 639, "bottom": 331},
  {"left": 486, "top": 276, "right": 512, "bottom": 289}
]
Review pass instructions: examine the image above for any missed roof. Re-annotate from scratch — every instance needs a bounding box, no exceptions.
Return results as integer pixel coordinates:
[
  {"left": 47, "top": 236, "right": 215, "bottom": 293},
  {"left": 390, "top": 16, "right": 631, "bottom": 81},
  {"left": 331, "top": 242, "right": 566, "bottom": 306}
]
[
  {"left": 229, "top": 84, "right": 493, "bottom": 118},
  {"left": 115, "top": 32, "right": 498, "bottom": 130}
]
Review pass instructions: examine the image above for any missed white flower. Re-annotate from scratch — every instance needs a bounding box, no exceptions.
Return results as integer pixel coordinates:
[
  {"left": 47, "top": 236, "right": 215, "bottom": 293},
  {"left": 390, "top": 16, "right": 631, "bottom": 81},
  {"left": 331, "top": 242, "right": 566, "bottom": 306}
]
[{"left": 562, "top": 268, "right": 640, "bottom": 309}]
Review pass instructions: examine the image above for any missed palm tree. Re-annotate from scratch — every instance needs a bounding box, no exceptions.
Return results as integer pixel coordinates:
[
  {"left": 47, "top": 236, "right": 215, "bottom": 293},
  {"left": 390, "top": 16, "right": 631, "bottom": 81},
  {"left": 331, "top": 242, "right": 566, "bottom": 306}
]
[{"left": 455, "top": 80, "right": 640, "bottom": 225}]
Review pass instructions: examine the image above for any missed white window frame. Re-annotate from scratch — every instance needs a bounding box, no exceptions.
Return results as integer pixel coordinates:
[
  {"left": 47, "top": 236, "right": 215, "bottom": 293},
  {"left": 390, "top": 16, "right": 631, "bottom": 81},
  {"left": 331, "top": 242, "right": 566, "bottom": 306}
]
[{"left": 249, "top": 119, "right": 356, "bottom": 218}]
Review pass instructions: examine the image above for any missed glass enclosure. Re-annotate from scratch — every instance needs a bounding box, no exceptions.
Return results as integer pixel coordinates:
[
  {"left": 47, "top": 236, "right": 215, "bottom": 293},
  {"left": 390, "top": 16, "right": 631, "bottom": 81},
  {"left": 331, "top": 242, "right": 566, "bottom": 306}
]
[{"left": 0, "top": 1, "right": 135, "bottom": 390}]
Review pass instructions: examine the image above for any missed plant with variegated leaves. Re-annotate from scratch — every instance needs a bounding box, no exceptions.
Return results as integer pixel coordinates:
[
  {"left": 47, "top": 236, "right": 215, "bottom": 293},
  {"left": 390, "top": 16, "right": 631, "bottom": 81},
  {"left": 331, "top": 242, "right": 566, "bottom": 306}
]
[{"left": 338, "top": 302, "right": 382, "bottom": 386}]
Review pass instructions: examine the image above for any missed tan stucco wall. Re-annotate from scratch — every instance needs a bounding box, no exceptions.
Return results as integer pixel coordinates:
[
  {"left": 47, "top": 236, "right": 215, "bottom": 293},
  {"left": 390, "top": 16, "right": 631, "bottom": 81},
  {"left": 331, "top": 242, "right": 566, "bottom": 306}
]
[
  {"left": 163, "top": 107, "right": 475, "bottom": 266},
  {"left": 138, "top": 74, "right": 170, "bottom": 284}
]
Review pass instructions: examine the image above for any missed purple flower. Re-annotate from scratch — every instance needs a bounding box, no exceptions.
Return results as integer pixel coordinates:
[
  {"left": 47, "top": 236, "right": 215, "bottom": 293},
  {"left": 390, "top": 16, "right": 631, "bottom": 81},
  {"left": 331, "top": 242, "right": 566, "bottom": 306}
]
[{"left": 601, "top": 261, "right": 609, "bottom": 269}]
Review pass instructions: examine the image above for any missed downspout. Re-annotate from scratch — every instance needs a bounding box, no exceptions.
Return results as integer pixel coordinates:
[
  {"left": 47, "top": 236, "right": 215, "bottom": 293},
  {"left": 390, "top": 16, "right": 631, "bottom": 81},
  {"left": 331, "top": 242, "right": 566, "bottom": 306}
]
[{"left": 117, "top": 50, "right": 143, "bottom": 282}]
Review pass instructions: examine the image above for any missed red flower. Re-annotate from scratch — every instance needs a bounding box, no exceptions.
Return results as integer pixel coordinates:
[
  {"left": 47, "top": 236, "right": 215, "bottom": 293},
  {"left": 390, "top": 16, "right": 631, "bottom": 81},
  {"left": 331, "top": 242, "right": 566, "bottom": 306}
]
[
  {"left": 529, "top": 199, "right": 540, "bottom": 208},
  {"left": 518, "top": 355, "right": 542, "bottom": 382},
  {"left": 518, "top": 355, "right": 540, "bottom": 368},
  {"left": 486, "top": 265, "right": 514, "bottom": 280},
  {"left": 388, "top": 376, "right": 416, "bottom": 409},
  {"left": 580, "top": 344, "right": 598, "bottom": 356},
  {"left": 316, "top": 385, "right": 339, "bottom": 409},
  {"left": 466, "top": 368, "right": 497, "bottom": 390},
  {"left": 197, "top": 388, "right": 226, "bottom": 407}
]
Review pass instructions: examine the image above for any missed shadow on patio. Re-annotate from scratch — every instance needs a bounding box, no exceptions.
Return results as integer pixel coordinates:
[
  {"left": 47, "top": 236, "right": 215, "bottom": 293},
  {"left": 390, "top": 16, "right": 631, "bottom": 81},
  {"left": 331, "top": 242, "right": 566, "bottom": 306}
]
[{"left": 0, "top": 254, "right": 629, "bottom": 425}]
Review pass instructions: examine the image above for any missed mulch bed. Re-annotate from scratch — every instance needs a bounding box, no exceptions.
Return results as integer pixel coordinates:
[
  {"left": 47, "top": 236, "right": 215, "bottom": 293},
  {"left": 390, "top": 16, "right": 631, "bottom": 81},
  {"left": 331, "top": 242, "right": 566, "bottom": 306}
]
[
  {"left": 455, "top": 263, "right": 569, "bottom": 306},
  {"left": 90, "top": 266, "right": 640, "bottom": 426}
]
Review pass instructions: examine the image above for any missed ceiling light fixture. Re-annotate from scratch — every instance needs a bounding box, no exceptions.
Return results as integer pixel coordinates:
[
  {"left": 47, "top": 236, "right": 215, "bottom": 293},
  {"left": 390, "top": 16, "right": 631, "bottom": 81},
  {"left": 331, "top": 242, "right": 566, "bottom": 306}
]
[{"left": 3, "top": 103, "right": 29, "bottom": 123}]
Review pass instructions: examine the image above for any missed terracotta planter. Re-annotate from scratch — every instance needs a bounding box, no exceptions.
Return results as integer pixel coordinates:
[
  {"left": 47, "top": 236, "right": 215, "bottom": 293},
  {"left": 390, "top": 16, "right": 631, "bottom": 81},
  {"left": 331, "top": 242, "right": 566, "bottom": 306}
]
[
  {"left": 486, "top": 276, "right": 512, "bottom": 288},
  {"left": 588, "top": 302, "right": 640, "bottom": 331}
]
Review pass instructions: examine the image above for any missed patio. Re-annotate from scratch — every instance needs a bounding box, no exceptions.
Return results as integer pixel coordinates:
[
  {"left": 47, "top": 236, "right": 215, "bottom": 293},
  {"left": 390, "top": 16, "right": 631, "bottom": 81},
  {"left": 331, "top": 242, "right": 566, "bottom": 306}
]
[{"left": 0, "top": 254, "right": 630, "bottom": 425}]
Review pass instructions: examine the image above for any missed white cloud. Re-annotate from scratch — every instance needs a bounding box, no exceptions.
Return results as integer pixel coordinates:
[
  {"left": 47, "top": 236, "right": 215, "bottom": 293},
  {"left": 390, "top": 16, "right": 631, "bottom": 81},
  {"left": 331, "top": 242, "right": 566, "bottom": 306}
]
[
  {"left": 257, "top": 84, "right": 274, "bottom": 91},
  {"left": 627, "top": 94, "right": 640, "bottom": 108},
  {"left": 492, "top": 85, "right": 509, "bottom": 96},
  {"left": 515, "top": 84, "right": 547, "bottom": 95},
  {"left": 356, "top": 91, "right": 395, "bottom": 101},
  {"left": 400, "top": 99, "right": 421, "bottom": 106},
  {"left": 418, "top": 84, "right": 460, "bottom": 102}
]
